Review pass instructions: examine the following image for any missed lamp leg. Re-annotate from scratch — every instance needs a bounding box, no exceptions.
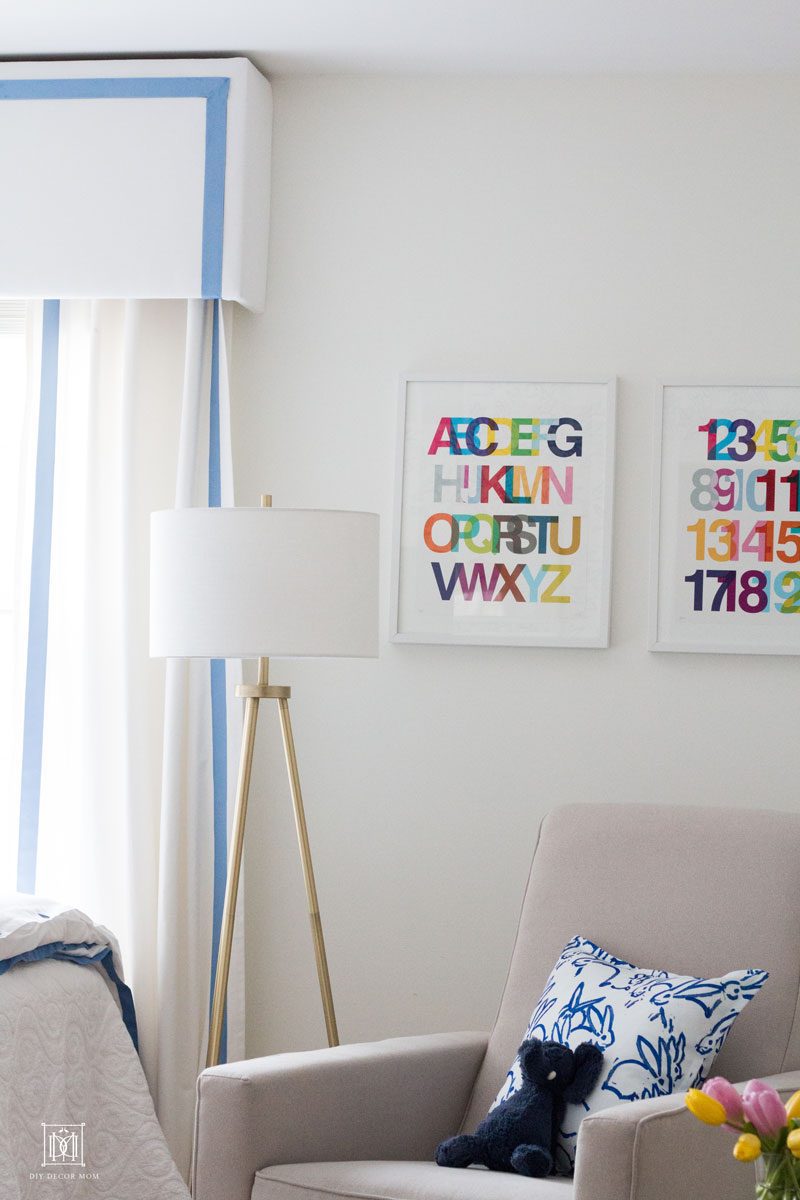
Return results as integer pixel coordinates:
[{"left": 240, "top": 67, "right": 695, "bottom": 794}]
[
  {"left": 276, "top": 696, "right": 340, "bottom": 1048},
  {"left": 206, "top": 693, "right": 261, "bottom": 1068}
]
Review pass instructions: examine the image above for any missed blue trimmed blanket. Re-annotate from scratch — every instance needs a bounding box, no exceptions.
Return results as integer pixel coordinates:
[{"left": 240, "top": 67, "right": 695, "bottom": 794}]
[{"left": 0, "top": 893, "right": 138, "bottom": 1047}]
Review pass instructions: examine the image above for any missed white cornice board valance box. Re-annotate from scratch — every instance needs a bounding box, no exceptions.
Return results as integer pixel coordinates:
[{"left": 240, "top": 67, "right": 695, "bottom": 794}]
[{"left": 0, "top": 58, "right": 272, "bottom": 310}]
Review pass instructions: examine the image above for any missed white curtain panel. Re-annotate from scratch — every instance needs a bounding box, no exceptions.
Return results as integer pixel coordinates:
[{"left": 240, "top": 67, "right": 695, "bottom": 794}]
[
  {"left": 19, "top": 298, "right": 243, "bottom": 1178},
  {"left": 156, "top": 301, "right": 245, "bottom": 1173}
]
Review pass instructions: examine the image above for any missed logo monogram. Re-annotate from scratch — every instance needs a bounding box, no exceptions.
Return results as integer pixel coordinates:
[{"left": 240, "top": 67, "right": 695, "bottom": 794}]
[{"left": 42, "top": 1123, "right": 85, "bottom": 1168}]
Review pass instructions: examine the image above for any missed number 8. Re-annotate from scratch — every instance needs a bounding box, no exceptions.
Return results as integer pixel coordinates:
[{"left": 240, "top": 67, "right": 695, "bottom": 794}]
[
  {"left": 738, "top": 570, "right": 769, "bottom": 612},
  {"left": 690, "top": 469, "right": 718, "bottom": 511}
]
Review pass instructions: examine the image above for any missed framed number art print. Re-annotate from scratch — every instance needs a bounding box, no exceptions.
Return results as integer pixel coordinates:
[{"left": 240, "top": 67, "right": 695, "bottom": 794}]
[
  {"left": 391, "top": 377, "right": 616, "bottom": 648},
  {"left": 650, "top": 383, "right": 800, "bottom": 654}
]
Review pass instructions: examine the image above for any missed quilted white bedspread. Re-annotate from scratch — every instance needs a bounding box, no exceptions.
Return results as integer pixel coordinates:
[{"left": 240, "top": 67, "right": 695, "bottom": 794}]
[{"left": 0, "top": 957, "right": 189, "bottom": 1199}]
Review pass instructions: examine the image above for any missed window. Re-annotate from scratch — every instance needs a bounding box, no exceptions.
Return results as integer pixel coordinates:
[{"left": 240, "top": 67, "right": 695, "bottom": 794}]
[{"left": 0, "top": 300, "right": 34, "bottom": 889}]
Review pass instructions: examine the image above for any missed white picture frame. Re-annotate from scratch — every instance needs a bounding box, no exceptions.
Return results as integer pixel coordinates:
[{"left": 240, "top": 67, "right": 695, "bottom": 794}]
[
  {"left": 391, "top": 376, "right": 616, "bottom": 648},
  {"left": 650, "top": 382, "right": 800, "bottom": 655}
]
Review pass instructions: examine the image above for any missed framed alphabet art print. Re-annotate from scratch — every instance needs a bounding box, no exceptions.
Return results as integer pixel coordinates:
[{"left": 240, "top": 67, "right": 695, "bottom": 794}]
[
  {"left": 650, "top": 383, "right": 800, "bottom": 655},
  {"left": 391, "top": 377, "right": 616, "bottom": 647}
]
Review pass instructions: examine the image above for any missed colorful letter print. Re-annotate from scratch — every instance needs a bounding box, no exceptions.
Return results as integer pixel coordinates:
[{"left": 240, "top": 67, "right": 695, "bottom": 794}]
[{"left": 392, "top": 379, "right": 616, "bottom": 647}]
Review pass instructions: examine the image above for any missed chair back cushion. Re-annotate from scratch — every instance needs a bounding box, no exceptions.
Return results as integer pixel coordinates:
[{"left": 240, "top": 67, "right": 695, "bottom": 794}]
[{"left": 462, "top": 803, "right": 800, "bottom": 1131}]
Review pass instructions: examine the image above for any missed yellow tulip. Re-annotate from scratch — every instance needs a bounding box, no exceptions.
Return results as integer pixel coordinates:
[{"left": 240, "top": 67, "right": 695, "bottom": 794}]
[
  {"left": 685, "top": 1088, "right": 727, "bottom": 1126},
  {"left": 733, "top": 1134, "right": 762, "bottom": 1162},
  {"left": 788, "top": 1129, "right": 800, "bottom": 1159},
  {"left": 786, "top": 1090, "right": 800, "bottom": 1122}
]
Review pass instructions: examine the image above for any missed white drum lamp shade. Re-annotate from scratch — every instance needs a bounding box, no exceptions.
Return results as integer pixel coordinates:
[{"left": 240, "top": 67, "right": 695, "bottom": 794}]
[{"left": 150, "top": 507, "right": 379, "bottom": 660}]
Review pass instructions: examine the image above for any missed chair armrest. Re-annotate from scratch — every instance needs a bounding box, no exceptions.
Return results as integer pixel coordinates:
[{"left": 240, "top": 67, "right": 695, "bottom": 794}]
[
  {"left": 755, "top": 1069, "right": 800, "bottom": 1096},
  {"left": 193, "top": 1031, "right": 488, "bottom": 1200},
  {"left": 575, "top": 1073, "right": 800, "bottom": 1200},
  {"left": 574, "top": 1090, "right": 748, "bottom": 1200}
]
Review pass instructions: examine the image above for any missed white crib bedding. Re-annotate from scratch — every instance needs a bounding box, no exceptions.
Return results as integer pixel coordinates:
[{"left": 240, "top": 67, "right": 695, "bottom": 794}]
[{"left": 0, "top": 957, "right": 189, "bottom": 1199}]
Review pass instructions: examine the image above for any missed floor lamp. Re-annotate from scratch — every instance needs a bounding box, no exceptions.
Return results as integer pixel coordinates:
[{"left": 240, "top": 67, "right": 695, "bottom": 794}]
[{"left": 149, "top": 497, "right": 379, "bottom": 1068}]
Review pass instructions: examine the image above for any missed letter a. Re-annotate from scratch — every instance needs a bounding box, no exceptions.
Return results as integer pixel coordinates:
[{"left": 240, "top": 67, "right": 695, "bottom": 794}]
[{"left": 427, "top": 417, "right": 462, "bottom": 455}]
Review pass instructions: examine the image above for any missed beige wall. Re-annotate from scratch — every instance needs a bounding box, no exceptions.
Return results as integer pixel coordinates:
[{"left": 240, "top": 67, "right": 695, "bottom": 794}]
[{"left": 232, "top": 75, "right": 800, "bottom": 1058}]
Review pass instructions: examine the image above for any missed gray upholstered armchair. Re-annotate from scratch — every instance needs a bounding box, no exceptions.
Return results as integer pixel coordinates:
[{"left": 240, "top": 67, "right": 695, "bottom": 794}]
[{"left": 194, "top": 803, "right": 800, "bottom": 1200}]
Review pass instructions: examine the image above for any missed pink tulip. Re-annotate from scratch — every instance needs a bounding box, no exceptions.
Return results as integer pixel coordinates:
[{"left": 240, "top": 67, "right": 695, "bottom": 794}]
[
  {"left": 703, "top": 1077, "right": 744, "bottom": 1123},
  {"left": 742, "top": 1080, "right": 787, "bottom": 1138}
]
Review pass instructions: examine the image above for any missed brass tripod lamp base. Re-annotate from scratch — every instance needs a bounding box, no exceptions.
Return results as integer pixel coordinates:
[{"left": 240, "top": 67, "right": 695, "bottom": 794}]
[{"left": 206, "top": 657, "right": 339, "bottom": 1067}]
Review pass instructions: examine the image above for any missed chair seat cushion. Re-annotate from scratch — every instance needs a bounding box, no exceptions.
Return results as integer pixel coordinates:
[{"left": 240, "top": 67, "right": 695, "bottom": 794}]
[{"left": 253, "top": 1161, "right": 574, "bottom": 1200}]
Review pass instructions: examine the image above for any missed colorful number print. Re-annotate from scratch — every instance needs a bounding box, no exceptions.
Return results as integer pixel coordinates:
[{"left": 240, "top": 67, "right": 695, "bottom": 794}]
[{"left": 684, "top": 419, "right": 800, "bottom": 617}]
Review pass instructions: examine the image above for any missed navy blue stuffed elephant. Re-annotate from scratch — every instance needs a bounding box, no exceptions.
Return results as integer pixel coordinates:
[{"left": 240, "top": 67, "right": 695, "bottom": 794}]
[{"left": 435, "top": 1038, "right": 603, "bottom": 1177}]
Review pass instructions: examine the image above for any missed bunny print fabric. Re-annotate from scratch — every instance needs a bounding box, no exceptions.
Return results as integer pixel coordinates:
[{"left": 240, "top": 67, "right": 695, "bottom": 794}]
[{"left": 490, "top": 935, "right": 767, "bottom": 1174}]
